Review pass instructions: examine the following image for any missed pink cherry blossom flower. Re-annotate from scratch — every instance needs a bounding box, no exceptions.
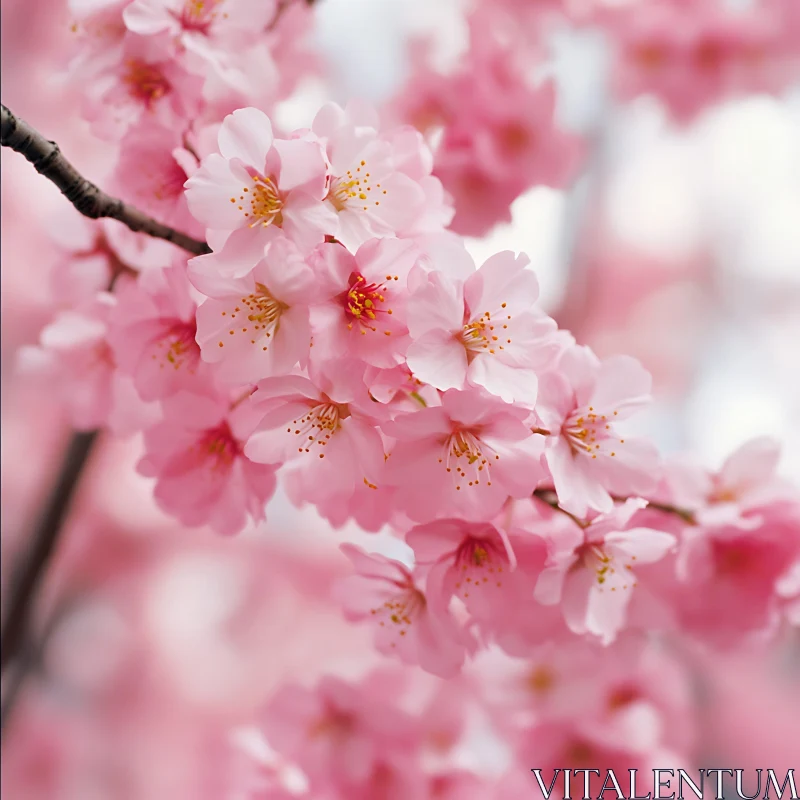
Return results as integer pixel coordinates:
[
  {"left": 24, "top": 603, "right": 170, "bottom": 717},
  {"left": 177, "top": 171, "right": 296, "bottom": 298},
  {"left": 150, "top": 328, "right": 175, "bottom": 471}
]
[
  {"left": 537, "top": 346, "right": 661, "bottom": 518},
  {"left": 46, "top": 212, "right": 133, "bottom": 307},
  {"left": 406, "top": 250, "right": 560, "bottom": 404},
  {"left": 138, "top": 388, "right": 277, "bottom": 535},
  {"left": 261, "top": 674, "right": 419, "bottom": 789},
  {"left": 285, "top": 465, "right": 398, "bottom": 534},
  {"left": 611, "top": 1, "right": 787, "bottom": 123},
  {"left": 674, "top": 508, "right": 800, "bottom": 644},
  {"left": 312, "top": 100, "right": 435, "bottom": 249},
  {"left": 123, "top": 0, "right": 276, "bottom": 88},
  {"left": 17, "top": 293, "right": 118, "bottom": 430},
  {"left": 407, "top": 519, "right": 548, "bottom": 644},
  {"left": 184, "top": 107, "right": 334, "bottom": 253},
  {"left": 110, "top": 124, "right": 203, "bottom": 238},
  {"left": 396, "top": 16, "right": 582, "bottom": 237},
  {"left": 67, "top": 0, "right": 129, "bottom": 77},
  {"left": 535, "top": 500, "right": 677, "bottom": 644},
  {"left": 83, "top": 32, "right": 204, "bottom": 140},
  {"left": 333, "top": 543, "right": 472, "bottom": 678},
  {"left": 243, "top": 361, "right": 386, "bottom": 505},
  {"left": 190, "top": 231, "right": 318, "bottom": 384},
  {"left": 107, "top": 262, "right": 205, "bottom": 401},
  {"left": 695, "top": 437, "right": 797, "bottom": 530},
  {"left": 382, "top": 388, "right": 548, "bottom": 523},
  {"left": 515, "top": 716, "right": 672, "bottom": 786},
  {"left": 308, "top": 237, "right": 420, "bottom": 369}
]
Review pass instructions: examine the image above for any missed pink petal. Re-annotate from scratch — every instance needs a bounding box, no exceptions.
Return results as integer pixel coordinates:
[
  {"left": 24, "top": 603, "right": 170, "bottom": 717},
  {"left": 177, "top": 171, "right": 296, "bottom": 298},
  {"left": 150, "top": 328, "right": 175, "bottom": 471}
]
[
  {"left": 406, "top": 331, "right": 467, "bottom": 391},
  {"left": 273, "top": 138, "right": 328, "bottom": 196},
  {"left": 465, "top": 250, "right": 537, "bottom": 317},
  {"left": 718, "top": 436, "right": 780, "bottom": 493},
  {"left": 184, "top": 154, "right": 249, "bottom": 231},
  {"left": 467, "top": 356, "right": 538, "bottom": 406},
  {"left": 218, "top": 107, "right": 274, "bottom": 170},
  {"left": 605, "top": 528, "right": 676, "bottom": 563},
  {"left": 406, "top": 271, "right": 464, "bottom": 338},
  {"left": 547, "top": 438, "right": 613, "bottom": 518},
  {"left": 589, "top": 355, "right": 652, "bottom": 416},
  {"left": 585, "top": 580, "right": 632, "bottom": 644}
]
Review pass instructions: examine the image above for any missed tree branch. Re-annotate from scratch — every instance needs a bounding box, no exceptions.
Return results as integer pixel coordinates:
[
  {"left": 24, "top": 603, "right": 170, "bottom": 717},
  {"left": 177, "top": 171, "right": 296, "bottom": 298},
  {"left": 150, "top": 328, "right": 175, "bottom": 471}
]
[
  {"left": 532, "top": 488, "right": 696, "bottom": 527},
  {"left": 1, "top": 431, "right": 98, "bottom": 675},
  {"left": 0, "top": 103, "right": 210, "bottom": 257}
]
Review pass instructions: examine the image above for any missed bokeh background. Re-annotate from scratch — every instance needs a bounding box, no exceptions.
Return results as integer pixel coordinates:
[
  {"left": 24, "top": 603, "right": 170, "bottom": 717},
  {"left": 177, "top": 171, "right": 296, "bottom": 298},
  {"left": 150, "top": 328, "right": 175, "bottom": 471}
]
[{"left": 2, "top": 0, "right": 799, "bottom": 796}]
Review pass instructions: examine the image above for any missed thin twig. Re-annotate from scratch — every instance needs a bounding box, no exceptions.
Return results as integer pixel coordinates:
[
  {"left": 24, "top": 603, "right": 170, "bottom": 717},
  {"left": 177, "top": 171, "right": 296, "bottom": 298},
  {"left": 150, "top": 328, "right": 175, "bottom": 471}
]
[
  {"left": 631, "top": 498, "right": 697, "bottom": 525},
  {"left": 0, "top": 431, "right": 98, "bottom": 674},
  {"left": 0, "top": 640, "right": 37, "bottom": 735},
  {"left": 532, "top": 489, "right": 588, "bottom": 528},
  {"left": 0, "top": 104, "right": 210, "bottom": 257},
  {"left": 532, "top": 488, "right": 696, "bottom": 527}
]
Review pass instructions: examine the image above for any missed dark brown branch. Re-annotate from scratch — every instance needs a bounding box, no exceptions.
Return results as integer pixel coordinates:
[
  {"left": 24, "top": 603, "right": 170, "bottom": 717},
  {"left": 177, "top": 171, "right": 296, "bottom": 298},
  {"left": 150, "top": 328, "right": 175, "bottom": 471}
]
[
  {"left": 532, "top": 488, "right": 696, "bottom": 527},
  {"left": 532, "top": 489, "right": 589, "bottom": 528},
  {"left": 1, "top": 103, "right": 210, "bottom": 257},
  {"left": 1, "top": 639, "right": 37, "bottom": 735},
  {"left": 1, "top": 431, "right": 98, "bottom": 675}
]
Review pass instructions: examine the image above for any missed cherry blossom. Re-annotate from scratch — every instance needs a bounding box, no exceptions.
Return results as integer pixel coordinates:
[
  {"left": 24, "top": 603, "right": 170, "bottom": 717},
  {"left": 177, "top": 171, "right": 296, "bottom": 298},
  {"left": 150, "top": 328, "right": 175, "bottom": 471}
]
[
  {"left": 123, "top": 0, "right": 277, "bottom": 89},
  {"left": 407, "top": 519, "right": 548, "bottom": 643},
  {"left": 308, "top": 237, "right": 421, "bottom": 369},
  {"left": 537, "top": 346, "right": 661, "bottom": 518},
  {"left": 190, "top": 230, "right": 319, "bottom": 384},
  {"left": 535, "top": 500, "right": 677, "bottom": 644},
  {"left": 382, "top": 388, "right": 548, "bottom": 522},
  {"left": 333, "top": 543, "right": 473, "bottom": 677},
  {"left": 107, "top": 263, "right": 205, "bottom": 401},
  {"left": 138, "top": 387, "right": 277, "bottom": 535},
  {"left": 17, "top": 293, "right": 120, "bottom": 431},
  {"left": 243, "top": 362, "right": 386, "bottom": 506},
  {"left": 406, "top": 250, "right": 560, "bottom": 404},
  {"left": 695, "top": 437, "right": 797, "bottom": 530},
  {"left": 111, "top": 124, "right": 203, "bottom": 237},
  {"left": 674, "top": 509, "right": 800, "bottom": 644},
  {"left": 83, "top": 32, "right": 204, "bottom": 140},
  {"left": 185, "top": 107, "right": 335, "bottom": 253},
  {"left": 312, "top": 100, "right": 437, "bottom": 249},
  {"left": 261, "top": 673, "right": 419, "bottom": 788}
]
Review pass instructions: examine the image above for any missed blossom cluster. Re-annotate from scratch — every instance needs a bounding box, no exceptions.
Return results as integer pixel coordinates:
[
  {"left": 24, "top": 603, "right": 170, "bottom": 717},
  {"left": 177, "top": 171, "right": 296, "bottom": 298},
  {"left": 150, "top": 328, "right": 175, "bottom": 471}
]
[
  {"left": 23, "top": 86, "right": 800, "bottom": 674},
  {"left": 7, "top": 0, "right": 800, "bottom": 797}
]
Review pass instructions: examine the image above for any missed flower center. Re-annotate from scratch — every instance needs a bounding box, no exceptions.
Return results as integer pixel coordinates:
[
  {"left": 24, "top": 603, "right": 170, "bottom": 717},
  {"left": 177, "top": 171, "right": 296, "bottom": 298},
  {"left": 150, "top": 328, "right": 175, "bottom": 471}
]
[
  {"left": 453, "top": 538, "right": 507, "bottom": 598},
  {"left": 342, "top": 271, "right": 396, "bottom": 332},
  {"left": 287, "top": 402, "right": 349, "bottom": 458},
  {"left": 179, "top": 0, "right": 225, "bottom": 33},
  {"left": 694, "top": 39, "right": 725, "bottom": 71},
  {"left": 578, "top": 543, "right": 636, "bottom": 589},
  {"left": 607, "top": 684, "right": 640, "bottom": 711},
  {"left": 195, "top": 423, "right": 239, "bottom": 470},
  {"left": 634, "top": 42, "right": 668, "bottom": 70},
  {"left": 152, "top": 321, "right": 199, "bottom": 372},
  {"left": 230, "top": 175, "right": 283, "bottom": 228},
  {"left": 527, "top": 666, "right": 556, "bottom": 695},
  {"left": 563, "top": 405, "right": 624, "bottom": 460},
  {"left": 122, "top": 60, "right": 170, "bottom": 108},
  {"left": 328, "top": 160, "right": 386, "bottom": 213},
  {"left": 371, "top": 579, "right": 426, "bottom": 643},
  {"left": 459, "top": 304, "right": 512, "bottom": 360},
  {"left": 309, "top": 707, "right": 356, "bottom": 742},
  {"left": 498, "top": 121, "right": 533, "bottom": 156},
  {"left": 215, "top": 283, "right": 287, "bottom": 351},
  {"left": 439, "top": 429, "right": 498, "bottom": 490}
]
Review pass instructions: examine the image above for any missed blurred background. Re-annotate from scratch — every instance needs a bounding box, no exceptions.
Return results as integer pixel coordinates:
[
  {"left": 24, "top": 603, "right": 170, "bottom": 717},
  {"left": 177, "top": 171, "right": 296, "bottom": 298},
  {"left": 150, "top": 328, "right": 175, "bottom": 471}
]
[{"left": 2, "top": 0, "right": 799, "bottom": 796}]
